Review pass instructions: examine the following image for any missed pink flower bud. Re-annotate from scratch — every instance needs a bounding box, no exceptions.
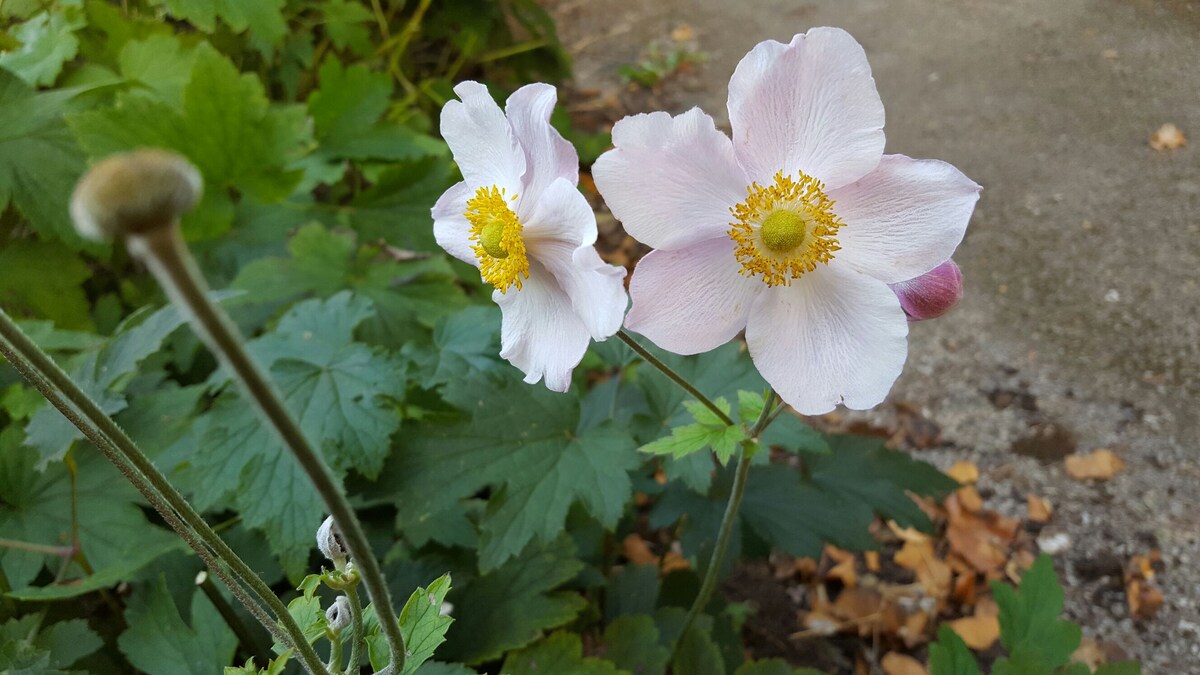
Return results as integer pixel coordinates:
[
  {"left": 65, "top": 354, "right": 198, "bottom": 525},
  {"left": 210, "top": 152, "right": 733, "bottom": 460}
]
[{"left": 890, "top": 260, "right": 963, "bottom": 321}]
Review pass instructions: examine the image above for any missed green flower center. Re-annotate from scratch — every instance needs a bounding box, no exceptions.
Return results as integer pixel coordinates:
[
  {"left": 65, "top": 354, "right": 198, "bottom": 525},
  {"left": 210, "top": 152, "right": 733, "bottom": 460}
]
[
  {"left": 480, "top": 220, "right": 508, "bottom": 259},
  {"left": 759, "top": 210, "right": 807, "bottom": 253}
]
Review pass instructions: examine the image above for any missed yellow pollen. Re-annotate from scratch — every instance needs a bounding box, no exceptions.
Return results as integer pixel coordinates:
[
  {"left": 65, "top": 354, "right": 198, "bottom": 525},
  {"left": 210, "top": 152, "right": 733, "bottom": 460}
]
[
  {"left": 728, "top": 170, "right": 844, "bottom": 287},
  {"left": 464, "top": 185, "right": 529, "bottom": 292}
]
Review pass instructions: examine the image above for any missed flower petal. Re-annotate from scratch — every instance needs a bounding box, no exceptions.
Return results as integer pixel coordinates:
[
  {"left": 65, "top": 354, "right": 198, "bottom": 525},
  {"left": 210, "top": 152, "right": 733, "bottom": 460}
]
[
  {"left": 745, "top": 264, "right": 908, "bottom": 415},
  {"left": 831, "top": 154, "right": 980, "bottom": 283},
  {"left": 495, "top": 261, "right": 591, "bottom": 392},
  {"left": 431, "top": 181, "right": 476, "bottom": 266},
  {"left": 520, "top": 176, "right": 595, "bottom": 247},
  {"left": 890, "top": 259, "right": 964, "bottom": 321},
  {"left": 440, "top": 81, "right": 524, "bottom": 194},
  {"left": 593, "top": 108, "right": 748, "bottom": 251},
  {"left": 727, "top": 28, "right": 885, "bottom": 190},
  {"left": 625, "top": 236, "right": 762, "bottom": 355},
  {"left": 536, "top": 241, "right": 628, "bottom": 340},
  {"left": 505, "top": 83, "right": 578, "bottom": 206}
]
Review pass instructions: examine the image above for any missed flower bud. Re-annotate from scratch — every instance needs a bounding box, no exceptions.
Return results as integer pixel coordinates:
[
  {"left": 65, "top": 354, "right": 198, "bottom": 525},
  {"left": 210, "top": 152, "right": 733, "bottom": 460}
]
[
  {"left": 70, "top": 149, "right": 202, "bottom": 242},
  {"left": 326, "top": 595, "right": 351, "bottom": 632},
  {"left": 890, "top": 260, "right": 963, "bottom": 321},
  {"left": 316, "top": 516, "right": 348, "bottom": 566}
]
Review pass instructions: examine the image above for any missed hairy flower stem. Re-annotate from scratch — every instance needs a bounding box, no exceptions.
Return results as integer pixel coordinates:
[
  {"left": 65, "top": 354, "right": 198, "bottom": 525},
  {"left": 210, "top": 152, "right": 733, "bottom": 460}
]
[
  {"left": 0, "top": 310, "right": 329, "bottom": 675},
  {"left": 129, "top": 224, "right": 408, "bottom": 671},
  {"left": 345, "top": 586, "right": 365, "bottom": 674},
  {"left": 669, "top": 391, "right": 780, "bottom": 665},
  {"left": 616, "top": 330, "right": 736, "bottom": 426},
  {"left": 197, "top": 570, "right": 271, "bottom": 663}
]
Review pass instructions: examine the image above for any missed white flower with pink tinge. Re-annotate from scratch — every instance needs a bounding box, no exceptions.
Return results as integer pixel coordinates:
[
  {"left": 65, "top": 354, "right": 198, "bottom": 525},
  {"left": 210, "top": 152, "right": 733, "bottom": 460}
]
[
  {"left": 432, "top": 82, "right": 627, "bottom": 392},
  {"left": 594, "top": 28, "right": 980, "bottom": 415}
]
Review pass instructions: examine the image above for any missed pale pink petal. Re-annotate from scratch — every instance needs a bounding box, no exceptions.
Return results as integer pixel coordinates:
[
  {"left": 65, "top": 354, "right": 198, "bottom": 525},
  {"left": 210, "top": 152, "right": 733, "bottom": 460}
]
[
  {"left": 625, "top": 236, "right": 762, "bottom": 355},
  {"left": 505, "top": 83, "right": 578, "bottom": 207},
  {"left": 890, "top": 259, "right": 963, "bottom": 321},
  {"left": 440, "top": 81, "right": 524, "bottom": 194},
  {"left": 431, "top": 181, "right": 476, "bottom": 266},
  {"left": 830, "top": 154, "right": 980, "bottom": 283},
  {"left": 592, "top": 108, "right": 748, "bottom": 251},
  {"left": 727, "top": 28, "right": 885, "bottom": 190},
  {"left": 536, "top": 240, "right": 627, "bottom": 340},
  {"left": 495, "top": 261, "right": 591, "bottom": 392},
  {"left": 745, "top": 264, "right": 908, "bottom": 415},
  {"left": 519, "top": 177, "right": 595, "bottom": 248}
]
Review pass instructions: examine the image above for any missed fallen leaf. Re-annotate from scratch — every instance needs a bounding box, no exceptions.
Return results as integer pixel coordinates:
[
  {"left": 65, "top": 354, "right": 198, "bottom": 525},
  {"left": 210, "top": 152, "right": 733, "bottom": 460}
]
[
  {"left": 1150, "top": 123, "right": 1186, "bottom": 151},
  {"left": 1065, "top": 448, "right": 1126, "bottom": 480},
  {"left": 1072, "top": 638, "right": 1107, "bottom": 669},
  {"left": 801, "top": 609, "right": 840, "bottom": 636},
  {"left": 946, "top": 460, "right": 979, "bottom": 484},
  {"left": 671, "top": 23, "right": 696, "bottom": 42},
  {"left": 973, "top": 596, "right": 999, "bottom": 617},
  {"left": 899, "top": 611, "right": 929, "bottom": 648},
  {"left": 895, "top": 539, "right": 952, "bottom": 597},
  {"left": 865, "top": 550, "right": 881, "bottom": 573},
  {"left": 1126, "top": 578, "right": 1164, "bottom": 619},
  {"left": 948, "top": 614, "right": 1000, "bottom": 650},
  {"left": 1027, "top": 494, "right": 1053, "bottom": 522},
  {"left": 888, "top": 521, "right": 932, "bottom": 544},
  {"left": 951, "top": 572, "right": 977, "bottom": 604},
  {"left": 882, "top": 652, "right": 928, "bottom": 675},
  {"left": 945, "top": 495, "right": 1016, "bottom": 574},
  {"left": 622, "top": 534, "right": 657, "bottom": 565},
  {"left": 957, "top": 486, "right": 984, "bottom": 513}
]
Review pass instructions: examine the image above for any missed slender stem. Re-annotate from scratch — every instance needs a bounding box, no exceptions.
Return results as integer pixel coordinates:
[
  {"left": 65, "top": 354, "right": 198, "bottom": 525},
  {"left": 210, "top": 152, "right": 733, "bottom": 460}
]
[
  {"left": 668, "top": 391, "right": 780, "bottom": 665},
  {"left": 368, "top": 0, "right": 390, "bottom": 39},
  {"left": 129, "top": 224, "right": 407, "bottom": 670},
  {"left": 0, "top": 310, "right": 329, "bottom": 675},
  {"left": 197, "top": 570, "right": 271, "bottom": 663},
  {"left": 326, "top": 628, "right": 345, "bottom": 675},
  {"left": 0, "top": 538, "right": 75, "bottom": 557},
  {"left": 345, "top": 586, "right": 365, "bottom": 675},
  {"left": 616, "top": 330, "right": 735, "bottom": 426}
]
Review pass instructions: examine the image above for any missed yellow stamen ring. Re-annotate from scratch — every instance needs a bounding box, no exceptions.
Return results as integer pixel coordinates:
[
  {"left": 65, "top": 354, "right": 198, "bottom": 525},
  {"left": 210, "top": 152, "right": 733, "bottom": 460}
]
[
  {"left": 465, "top": 185, "right": 529, "bottom": 292},
  {"left": 728, "top": 170, "right": 844, "bottom": 287}
]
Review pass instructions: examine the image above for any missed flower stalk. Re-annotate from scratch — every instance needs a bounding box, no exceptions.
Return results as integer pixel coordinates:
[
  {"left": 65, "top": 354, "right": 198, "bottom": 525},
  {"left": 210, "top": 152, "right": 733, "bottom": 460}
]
[
  {"left": 0, "top": 308, "right": 330, "bottom": 675},
  {"left": 77, "top": 150, "right": 406, "bottom": 671},
  {"left": 669, "top": 391, "right": 780, "bottom": 665},
  {"left": 616, "top": 329, "right": 736, "bottom": 426}
]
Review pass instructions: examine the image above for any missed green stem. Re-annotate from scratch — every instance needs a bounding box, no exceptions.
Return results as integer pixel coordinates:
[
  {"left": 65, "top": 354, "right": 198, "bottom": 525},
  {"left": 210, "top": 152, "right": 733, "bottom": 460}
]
[
  {"left": 129, "top": 224, "right": 407, "bottom": 671},
  {"left": 344, "top": 586, "right": 365, "bottom": 675},
  {"left": 616, "top": 330, "right": 735, "bottom": 426},
  {"left": 197, "top": 570, "right": 272, "bottom": 663},
  {"left": 0, "top": 310, "right": 329, "bottom": 675},
  {"left": 669, "top": 391, "right": 780, "bottom": 665},
  {"left": 0, "top": 538, "right": 75, "bottom": 557}
]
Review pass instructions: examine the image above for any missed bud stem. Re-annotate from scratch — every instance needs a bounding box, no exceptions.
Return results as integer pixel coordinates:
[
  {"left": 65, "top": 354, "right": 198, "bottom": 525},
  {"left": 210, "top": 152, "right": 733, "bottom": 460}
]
[
  {"left": 345, "top": 586, "right": 365, "bottom": 674},
  {"left": 129, "top": 222, "right": 408, "bottom": 671},
  {"left": 616, "top": 329, "right": 736, "bottom": 426},
  {"left": 0, "top": 309, "right": 330, "bottom": 675}
]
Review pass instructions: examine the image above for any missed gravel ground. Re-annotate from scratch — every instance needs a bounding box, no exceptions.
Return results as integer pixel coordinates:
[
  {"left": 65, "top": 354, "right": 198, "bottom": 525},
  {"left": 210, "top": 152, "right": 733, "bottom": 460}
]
[{"left": 547, "top": 0, "right": 1200, "bottom": 670}]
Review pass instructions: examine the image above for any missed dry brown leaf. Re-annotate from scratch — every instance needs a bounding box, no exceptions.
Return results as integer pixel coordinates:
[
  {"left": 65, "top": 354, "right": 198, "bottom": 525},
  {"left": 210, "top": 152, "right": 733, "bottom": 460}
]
[
  {"left": 865, "top": 550, "right": 881, "bottom": 573},
  {"left": 1127, "top": 578, "right": 1164, "bottom": 619},
  {"left": 894, "top": 540, "right": 952, "bottom": 597},
  {"left": 945, "top": 496, "right": 1015, "bottom": 574},
  {"left": 1150, "top": 123, "right": 1186, "bottom": 151},
  {"left": 888, "top": 521, "right": 932, "bottom": 544},
  {"left": 948, "top": 614, "right": 1001, "bottom": 650},
  {"left": 957, "top": 486, "right": 984, "bottom": 513},
  {"left": 974, "top": 596, "right": 1000, "bottom": 618},
  {"left": 1072, "top": 638, "right": 1107, "bottom": 669},
  {"left": 1065, "top": 449, "right": 1126, "bottom": 480},
  {"left": 946, "top": 460, "right": 980, "bottom": 484},
  {"left": 621, "top": 534, "right": 657, "bottom": 566},
  {"left": 670, "top": 23, "right": 695, "bottom": 42},
  {"left": 801, "top": 609, "right": 840, "bottom": 636},
  {"left": 1027, "top": 494, "right": 1054, "bottom": 522},
  {"left": 899, "top": 611, "right": 930, "bottom": 648},
  {"left": 661, "top": 550, "right": 690, "bottom": 573},
  {"left": 952, "top": 572, "right": 977, "bottom": 604},
  {"left": 881, "top": 652, "right": 928, "bottom": 675}
]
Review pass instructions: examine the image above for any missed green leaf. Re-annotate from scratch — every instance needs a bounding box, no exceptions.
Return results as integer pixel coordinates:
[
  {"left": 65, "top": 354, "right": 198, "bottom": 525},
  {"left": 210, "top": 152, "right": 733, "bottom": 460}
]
[
  {"left": 0, "top": 431, "right": 178, "bottom": 593},
  {"left": 605, "top": 564, "right": 660, "bottom": 621},
  {"left": 150, "top": 0, "right": 286, "bottom": 51},
  {"left": 0, "top": 616, "right": 103, "bottom": 671},
  {"left": 345, "top": 155, "right": 456, "bottom": 249},
  {"left": 119, "top": 577, "right": 238, "bottom": 675},
  {"left": 189, "top": 292, "right": 406, "bottom": 569},
  {"left": 603, "top": 615, "right": 668, "bottom": 675},
  {"left": 364, "top": 574, "right": 454, "bottom": 674},
  {"left": 502, "top": 632, "right": 625, "bottom": 675},
  {"left": 1094, "top": 662, "right": 1142, "bottom": 675},
  {"left": 225, "top": 653, "right": 290, "bottom": 675},
  {"left": 442, "top": 538, "right": 587, "bottom": 664},
  {"left": 673, "top": 623, "right": 725, "bottom": 675},
  {"left": 117, "top": 34, "right": 203, "bottom": 108},
  {"left": 415, "top": 664, "right": 476, "bottom": 675},
  {"left": 0, "top": 6, "right": 86, "bottom": 86},
  {"left": 381, "top": 367, "right": 638, "bottom": 571},
  {"left": 991, "top": 555, "right": 1081, "bottom": 673},
  {"left": 640, "top": 398, "right": 745, "bottom": 465},
  {"left": 274, "top": 575, "right": 326, "bottom": 652},
  {"left": 0, "top": 242, "right": 93, "bottom": 330},
  {"left": 734, "top": 660, "right": 824, "bottom": 675},
  {"left": 68, "top": 46, "right": 310, "bottom": 239},
  {"left": 928, "top": 625, "right": 982, "bottom": 675},
  {"left": 308, "top": 58, "right": 445, "bottom": 162},
  {"left": 0, "top": 71, "right": 91, "bottom": 245}
]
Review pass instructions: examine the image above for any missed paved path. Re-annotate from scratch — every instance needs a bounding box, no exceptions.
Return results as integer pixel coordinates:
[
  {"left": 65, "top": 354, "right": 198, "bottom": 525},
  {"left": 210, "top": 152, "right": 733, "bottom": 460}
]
[{"left": 550, "top": 0, "right": 1200, "bottom": 669}]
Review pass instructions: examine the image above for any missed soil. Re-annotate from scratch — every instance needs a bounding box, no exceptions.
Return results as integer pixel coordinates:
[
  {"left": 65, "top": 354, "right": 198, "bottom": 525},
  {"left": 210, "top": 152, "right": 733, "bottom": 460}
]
[{"left": 546, "top": 0, "right": 1200, "bottom": 671}]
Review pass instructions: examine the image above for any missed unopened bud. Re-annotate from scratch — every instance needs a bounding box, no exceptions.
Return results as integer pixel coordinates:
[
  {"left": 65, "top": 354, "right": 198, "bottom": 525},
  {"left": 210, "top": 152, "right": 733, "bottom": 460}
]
[
  {"left": 326, "top": 595, "right": 351, "bottom": 632},
  {"left": 890, "top": 260, "right": 964, "bottom": 321},
  {"left": 70, "top": 149, "right": 202, "bottom": 242},
  {"left": 316, "top": 516, "right": 348, "bottom": 566}
]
